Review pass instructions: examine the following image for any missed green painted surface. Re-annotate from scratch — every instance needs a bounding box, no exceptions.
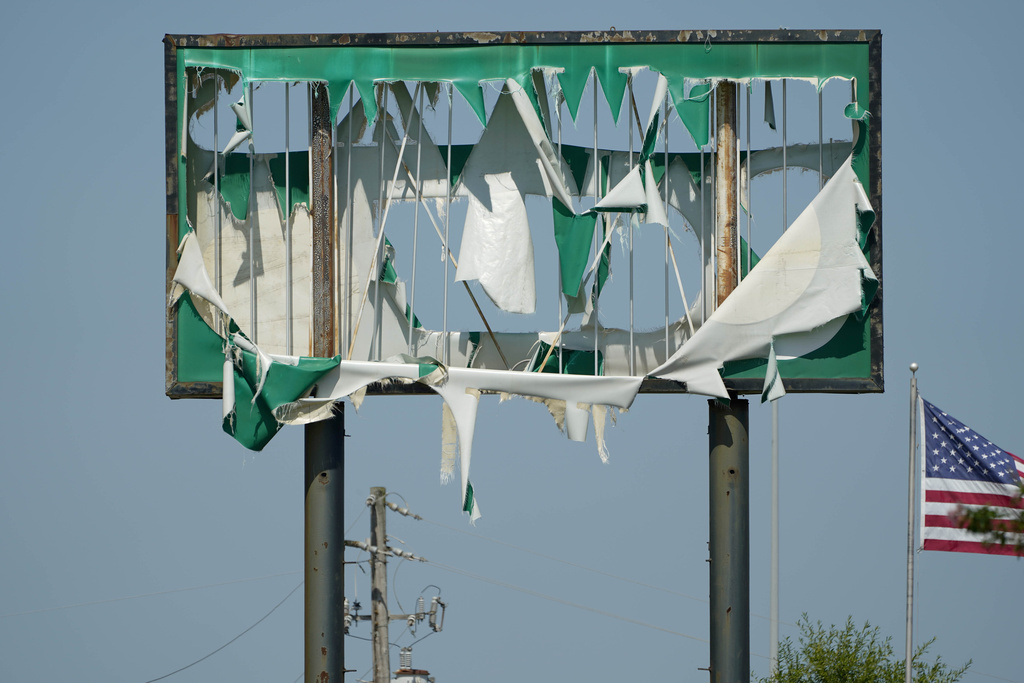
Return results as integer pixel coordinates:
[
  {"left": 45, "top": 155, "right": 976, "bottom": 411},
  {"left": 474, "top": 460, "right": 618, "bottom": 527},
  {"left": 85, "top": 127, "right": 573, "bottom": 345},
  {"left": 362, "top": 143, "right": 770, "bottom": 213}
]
[
  {"left": 722, "top": 314, "right": 871, "bottom": 382},
  {"left": 225, "top": 356, "right": 281, "bottom": 450},
  {"left": 176, "top": 294, "right": 226, "bottom": 383},
  {"left": 267, "top": 151, "right": 310, "bottom": 218},
  {"left": 227, "top": 347, "right": 340, "bottom": 450},
  {"left": 552, "top": 199, "right": 597, "bottom": 298},
  {"left": 181, "top": 42, "right": 869, "bottom": 163},
  {"left": 674, "top": 82, "right": 711, "bottom": 148},
  {"left": 218, "top": 153, "right": 251, "bottom": 220},
  {"left": 530, "top": 341, "right": 604, "bottom": 376},
  {"left": 740, "top": 236, "right": 761, "bottom": 278},
  {"left": 560, "top": 144, "right": 591, "bottom": 195},
  {"left": 447, "top": 144, "right": 474, "bottom": 190}
]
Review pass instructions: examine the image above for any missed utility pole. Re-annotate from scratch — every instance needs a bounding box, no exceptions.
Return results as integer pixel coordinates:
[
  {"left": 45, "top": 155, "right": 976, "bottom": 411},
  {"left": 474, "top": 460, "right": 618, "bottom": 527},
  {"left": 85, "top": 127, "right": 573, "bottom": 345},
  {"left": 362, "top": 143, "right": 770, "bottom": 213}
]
[
  {"left": 346, "top": 490, "right": 445, "bottom": 683},
  {"left": 370, "top": 487, "right": 391, "bottom": 683},
  {"left": 708, "top": 80, "right": 750, "bottom": 683},
  {"left": 306, "top": 81, "right": 346, "bottom": 683}
]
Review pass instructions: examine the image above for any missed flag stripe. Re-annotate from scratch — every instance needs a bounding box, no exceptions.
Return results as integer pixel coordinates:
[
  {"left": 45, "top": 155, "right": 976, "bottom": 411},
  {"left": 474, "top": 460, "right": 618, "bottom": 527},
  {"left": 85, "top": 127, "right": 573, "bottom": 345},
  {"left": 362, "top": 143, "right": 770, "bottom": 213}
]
[
  {"left": 923, "top": 477, "right": 1021, "bottom": 495},
  {"left": 924, "top": 515, "right": 959, "bottom": 529},
  {"left": 925, "top": 490, "right": 1020, "bottom": 507},
  {"left": 924, "top": 515, "right": 1022, "bottom": 531},
  {"left": 925, "top": 501, "right": 1022, "bottom": 519},
  {"left": 921, "top": 525, "right": 1024, "bottom": 544},
  {"left": 922, "top": 538, "right": 1021, "bottom": 557}
]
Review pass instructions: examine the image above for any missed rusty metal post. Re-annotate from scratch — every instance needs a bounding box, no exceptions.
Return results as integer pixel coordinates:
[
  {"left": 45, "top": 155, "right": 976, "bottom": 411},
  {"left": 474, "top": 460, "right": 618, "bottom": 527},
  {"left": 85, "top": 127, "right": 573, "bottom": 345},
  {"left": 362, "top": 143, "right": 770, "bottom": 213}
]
[
  {"left": 714, "top": 82, "right": 738, "bottom": 306},
  {"left": 708, "top": 79, "right": 748, "bottom": 683},
  {"left": 306, "top": 81, "right": 345, "bottom": 683},
  {"left": 708, "top": 397, "right": 749, "bottom": 683},
  {"left": 369, "top": 487, "right": 391, "bottom": 683},
  {"left": 311, "top": 83, "right": 335, "bottom": 356}
]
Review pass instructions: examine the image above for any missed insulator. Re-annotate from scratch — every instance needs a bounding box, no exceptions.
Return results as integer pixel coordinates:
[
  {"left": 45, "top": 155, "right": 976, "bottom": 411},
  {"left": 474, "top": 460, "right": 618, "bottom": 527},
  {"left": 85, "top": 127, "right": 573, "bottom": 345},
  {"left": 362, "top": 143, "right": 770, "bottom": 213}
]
[
  {"left": 429, "top": 598, "right": 445, "bottom": 632},
  {"left": 400, "top": 647, "right": 412, "bottom": 669},
  {"left": 428, "top": 597, "right": 439, "bottom": 629},
  {"left": 416, "top": 596, "right": 425, "bottom": 616}
]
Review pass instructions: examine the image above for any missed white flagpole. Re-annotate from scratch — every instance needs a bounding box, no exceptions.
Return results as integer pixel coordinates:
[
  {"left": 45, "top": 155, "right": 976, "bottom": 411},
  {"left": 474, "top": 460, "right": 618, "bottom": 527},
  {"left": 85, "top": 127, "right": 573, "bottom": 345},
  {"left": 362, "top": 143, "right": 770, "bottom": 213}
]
[
  {"left": 769, "top": 80, "right": 788, "bottom": 674},
  {"left": 906, "top": 362, "right": 919, "bottom": 683}
]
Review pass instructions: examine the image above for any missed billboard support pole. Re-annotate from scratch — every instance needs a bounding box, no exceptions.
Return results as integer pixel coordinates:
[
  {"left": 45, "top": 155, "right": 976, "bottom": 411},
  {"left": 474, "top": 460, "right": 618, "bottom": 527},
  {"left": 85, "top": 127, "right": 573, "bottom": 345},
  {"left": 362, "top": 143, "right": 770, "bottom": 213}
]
[
  {"left": 709, "top": 80, "right": 749, "bottom": 683},
  {"left": 709, "top": 397, "right": 750, "bottom": 683},
  {"left": 305, "top": 81, "right": 346, "bottom": 683},
  {"left": 714, "top": 82, "right": 738, "bottom": 303},
  {"left": 306, "top": 411, "right": 345, "bottom": 683}
]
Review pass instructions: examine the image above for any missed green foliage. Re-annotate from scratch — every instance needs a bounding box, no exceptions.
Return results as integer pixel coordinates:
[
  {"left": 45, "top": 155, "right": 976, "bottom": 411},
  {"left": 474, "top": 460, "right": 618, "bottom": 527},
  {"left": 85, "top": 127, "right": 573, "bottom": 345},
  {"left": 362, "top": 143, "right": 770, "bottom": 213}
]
[
  {"left": 955, "top": 482, "right": 1024, "bottom": 556},
  {"left": 755, "top": 615, "right": 970, "bottom": 683}
]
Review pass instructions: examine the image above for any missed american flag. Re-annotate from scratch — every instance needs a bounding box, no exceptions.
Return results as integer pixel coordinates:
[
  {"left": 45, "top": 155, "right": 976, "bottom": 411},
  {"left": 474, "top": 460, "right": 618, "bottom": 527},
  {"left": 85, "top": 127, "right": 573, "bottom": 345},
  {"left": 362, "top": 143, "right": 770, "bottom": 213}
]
[{"left": 921, "top": 398, "right": 1024, "bottom": 556}]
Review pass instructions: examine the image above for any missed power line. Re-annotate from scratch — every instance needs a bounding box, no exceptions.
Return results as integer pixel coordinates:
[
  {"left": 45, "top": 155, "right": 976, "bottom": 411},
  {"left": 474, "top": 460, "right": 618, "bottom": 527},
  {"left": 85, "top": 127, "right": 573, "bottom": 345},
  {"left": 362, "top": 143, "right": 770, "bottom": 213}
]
[
  {"left": 421, "top": 516, "right": 699, "bottom": 596},
  {"left": 424, "top": 557, "right": 708, "bottom": 644},
  {"left": 142, "top": 581, "right": 302, "bottom": 683},
  {"left": 345, "top": 632, "right": 410, "bottom": 650},
  {"left": 409, "top": 629, "right": 437, "bottom": 648},
  {"left": 419, "top": 514, "right": 794, "bottom": 627},
  {"left": 377, "top": 496, "right": 812, "bottom": 669},
  {"left": 1, "top": 571, "right": 302, "bottom": 620},
  {"left": 347, "top": 506, "right": 368, "bottom": 535},
  {"left": 971, "top": 672, "right": 1023, "bottom": 683}
]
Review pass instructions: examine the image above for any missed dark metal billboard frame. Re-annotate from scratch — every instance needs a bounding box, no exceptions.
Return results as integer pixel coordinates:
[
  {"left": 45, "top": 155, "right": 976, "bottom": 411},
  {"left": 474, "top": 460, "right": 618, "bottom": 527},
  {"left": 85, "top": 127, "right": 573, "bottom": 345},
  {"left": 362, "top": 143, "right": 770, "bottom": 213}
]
[{"left": 164, "top": 30, "right": 882, "bottom": 398}]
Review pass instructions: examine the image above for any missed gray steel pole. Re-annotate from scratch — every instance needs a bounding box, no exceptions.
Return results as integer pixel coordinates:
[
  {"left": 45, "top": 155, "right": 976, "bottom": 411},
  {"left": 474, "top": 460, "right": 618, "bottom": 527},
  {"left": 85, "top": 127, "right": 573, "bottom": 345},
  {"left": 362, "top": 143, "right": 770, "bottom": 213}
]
[
  {"left": 770, "top": 80, "right": 788, "bottom": 674},
  {"left": 306, "top": 412, "right": 346, "bottom": 683},
  {"left": 709, "top": 398, "right": 750, "bottom": 683},
  {"left": 906, "top": 363, "right": 919, "bottom": 683},
  {"left": 769, "top": 401, "right": 779, "bottom": 674},
  {"left": 306, "top": 81, "right": 345, "bottom": 683},
  {"left": 370, "top": 487, "right": 391, "bottom": 683}
]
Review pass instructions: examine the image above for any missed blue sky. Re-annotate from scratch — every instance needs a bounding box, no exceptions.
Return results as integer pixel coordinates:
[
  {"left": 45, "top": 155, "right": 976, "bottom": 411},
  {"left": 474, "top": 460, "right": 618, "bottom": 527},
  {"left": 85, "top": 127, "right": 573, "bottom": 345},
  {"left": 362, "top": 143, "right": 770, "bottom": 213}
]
[{"left": 1, "top": 2, "right": 1022, "bottom": 683}]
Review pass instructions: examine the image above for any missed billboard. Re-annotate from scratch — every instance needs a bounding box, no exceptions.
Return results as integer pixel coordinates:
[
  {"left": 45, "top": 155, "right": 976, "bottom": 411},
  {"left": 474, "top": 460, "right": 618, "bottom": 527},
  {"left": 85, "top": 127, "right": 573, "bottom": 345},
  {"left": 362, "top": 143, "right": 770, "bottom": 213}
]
[{"left": 164, "top": 31, "right": 882, "bottom": 454}]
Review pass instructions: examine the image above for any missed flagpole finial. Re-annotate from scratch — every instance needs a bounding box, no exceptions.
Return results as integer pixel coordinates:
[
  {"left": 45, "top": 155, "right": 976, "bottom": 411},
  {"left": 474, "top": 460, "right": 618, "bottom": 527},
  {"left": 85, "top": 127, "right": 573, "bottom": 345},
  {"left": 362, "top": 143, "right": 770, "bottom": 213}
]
[{"left": 909, "top": 362, "right": 918, "bottom": 373}]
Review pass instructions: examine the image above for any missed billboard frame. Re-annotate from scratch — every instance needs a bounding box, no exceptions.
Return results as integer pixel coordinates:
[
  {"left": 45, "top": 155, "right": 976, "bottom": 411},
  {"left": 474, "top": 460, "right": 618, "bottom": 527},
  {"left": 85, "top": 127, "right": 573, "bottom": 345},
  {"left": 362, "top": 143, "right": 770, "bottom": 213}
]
[{"left": 164, "top": 29, "right": 882, "bottom": 399}]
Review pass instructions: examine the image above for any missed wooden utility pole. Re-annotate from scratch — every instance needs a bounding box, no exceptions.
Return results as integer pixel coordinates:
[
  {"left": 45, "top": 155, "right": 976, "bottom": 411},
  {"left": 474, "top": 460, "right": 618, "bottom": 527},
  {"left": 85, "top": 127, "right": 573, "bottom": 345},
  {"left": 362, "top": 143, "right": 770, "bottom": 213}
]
[
  {"left": 708, "top": 80, "right": 750, "bottom": 683},
  {"left": 370, "top": 487, "right": 391, "bottom": 683},
  {"left": 345, "top": 490, "right": 442, "bottom": 681}
]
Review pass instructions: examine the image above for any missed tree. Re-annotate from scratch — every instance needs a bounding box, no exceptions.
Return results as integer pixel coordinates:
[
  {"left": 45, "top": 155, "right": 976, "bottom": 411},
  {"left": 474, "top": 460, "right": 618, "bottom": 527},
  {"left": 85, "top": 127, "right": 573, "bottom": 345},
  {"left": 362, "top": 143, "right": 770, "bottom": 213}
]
[
  {"left": 754, "top": 615, "right": 970, "bottom": 683},
  {"left": 955, "top": 482, "right": 1024, "bottom": 556}
]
